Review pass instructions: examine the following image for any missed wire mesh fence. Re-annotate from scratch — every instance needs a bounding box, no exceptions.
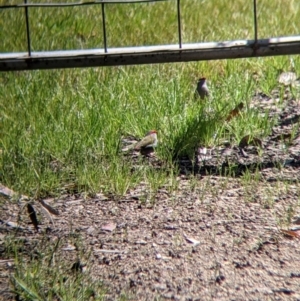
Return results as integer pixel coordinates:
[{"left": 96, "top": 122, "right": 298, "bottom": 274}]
[{"left": 0, "top": 0, "right": 300, "bottom": 71}]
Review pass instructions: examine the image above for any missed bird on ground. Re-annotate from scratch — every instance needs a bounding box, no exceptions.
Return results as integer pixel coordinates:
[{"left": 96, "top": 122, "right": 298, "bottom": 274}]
[
  {"left": 122, "top": 130, "right": 158, "bottom": 156},
  {"left": 133, "top": 130, "right": 158, "bottom": 151},
  {"left": 195, "top": 77, "right": 209, "bottom": 100}
]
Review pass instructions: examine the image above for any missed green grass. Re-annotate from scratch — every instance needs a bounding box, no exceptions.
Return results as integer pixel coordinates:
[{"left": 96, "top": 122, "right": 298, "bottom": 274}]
[
  {"left": 1, "top": 0, "right": 300, "bottom": 197},
  {"left": 0, "top": 64, "right": 275, "bottom": 197}
]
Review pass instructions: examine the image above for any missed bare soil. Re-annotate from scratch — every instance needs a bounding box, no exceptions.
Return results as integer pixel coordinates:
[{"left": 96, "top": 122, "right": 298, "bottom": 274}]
[{"left": 1, "top": 83, "right": 300, "bottom": 301}]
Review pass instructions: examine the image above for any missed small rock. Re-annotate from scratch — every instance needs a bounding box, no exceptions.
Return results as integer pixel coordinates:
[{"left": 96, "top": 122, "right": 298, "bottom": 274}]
[{"left": 135, "top": 240, "right": 147, "bottom": 245}]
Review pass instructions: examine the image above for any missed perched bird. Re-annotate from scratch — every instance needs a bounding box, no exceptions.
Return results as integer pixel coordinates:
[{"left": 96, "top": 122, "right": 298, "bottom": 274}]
[
  {"left": 195, "top": 77, "right": 209, "bottom": 99},
  {"left": 122, "top": 130, "right": 158, "bottom": 156}
]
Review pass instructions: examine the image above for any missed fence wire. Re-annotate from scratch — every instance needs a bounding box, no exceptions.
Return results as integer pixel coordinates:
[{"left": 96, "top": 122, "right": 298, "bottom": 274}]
[{"left": 0, "top": 0, "right": 300, "bottom": 71}]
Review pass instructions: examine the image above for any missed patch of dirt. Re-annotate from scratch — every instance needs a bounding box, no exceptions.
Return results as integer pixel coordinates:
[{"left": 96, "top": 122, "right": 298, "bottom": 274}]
[{"left": 1, "top": 82, "right": 300, "bottom": 300}]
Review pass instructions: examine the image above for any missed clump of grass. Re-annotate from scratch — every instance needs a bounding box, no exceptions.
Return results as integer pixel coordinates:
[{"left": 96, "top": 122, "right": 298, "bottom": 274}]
[{"left": 4, "top": 235, "right": 105, "bottom": 301}]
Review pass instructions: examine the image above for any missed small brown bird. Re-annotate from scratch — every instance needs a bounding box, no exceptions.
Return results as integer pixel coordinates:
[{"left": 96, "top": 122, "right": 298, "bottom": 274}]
[
  {"left": 225, "top": 102, "right": 244, "bottom": 121},
  {"left": 134, "top": 130, "right": 158, "bottom": 151},
  {"left": 122, "top": 130, "right": 158, "bottom": 156},
  {"left": 195, "top": 77, "right": 209, "bottom": 99}
]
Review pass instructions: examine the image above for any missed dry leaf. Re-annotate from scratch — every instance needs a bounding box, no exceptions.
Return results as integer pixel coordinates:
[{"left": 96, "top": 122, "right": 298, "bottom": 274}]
[
  {"left": 27, "top": 203, "right": 39, "bottom": 231},
  {"left": 39, "top": 199, "right": 59, "bottom": 216},
  {"left": 280, "top": 229, "right": 300, "bottom": 239},
  {"left": 226, "top": 102, "right": 244, "bottom": 121},
  {"left": 101, "top": 222, "right": 116, "bottom": 232},
  {"left": 239, "top": 135, "right": 263, "bottom": 148}
]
